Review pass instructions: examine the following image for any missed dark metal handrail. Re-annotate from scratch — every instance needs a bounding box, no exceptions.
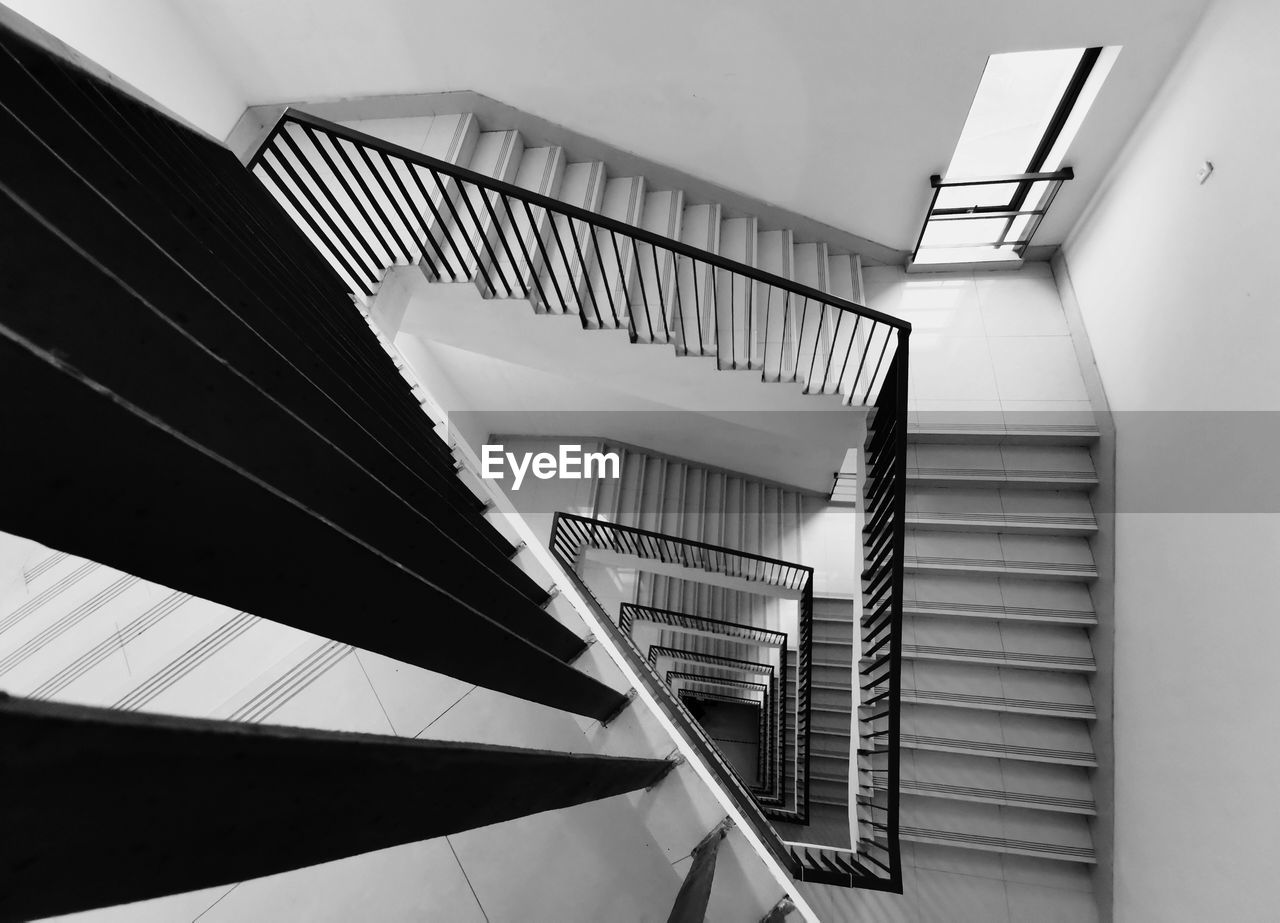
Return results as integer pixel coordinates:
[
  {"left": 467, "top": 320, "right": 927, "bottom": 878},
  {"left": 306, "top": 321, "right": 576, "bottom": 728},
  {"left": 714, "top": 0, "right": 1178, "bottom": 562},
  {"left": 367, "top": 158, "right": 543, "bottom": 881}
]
[
  {"left": 911, "top": 168, "right": 1075, "bottom": 262},
  {"left": 620, "top": 602, "right": 788, "bottom": 647},
  {"left": 553, "top": 512, "right": 808, "bottom": 820},
  {"left": 554, "top": 513, "right": 811, "bottom": 594},
  {"left": 249, "top": 109, "right": 908, "bottom": 407}
]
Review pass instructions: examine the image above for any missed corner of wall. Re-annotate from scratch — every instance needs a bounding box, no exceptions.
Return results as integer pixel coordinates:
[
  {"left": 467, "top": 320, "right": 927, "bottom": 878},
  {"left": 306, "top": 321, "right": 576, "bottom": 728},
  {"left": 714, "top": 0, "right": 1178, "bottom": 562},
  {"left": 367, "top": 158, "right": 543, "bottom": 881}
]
[{"left": 1050, "top": 250, "right": 1116, "bottom": 923}]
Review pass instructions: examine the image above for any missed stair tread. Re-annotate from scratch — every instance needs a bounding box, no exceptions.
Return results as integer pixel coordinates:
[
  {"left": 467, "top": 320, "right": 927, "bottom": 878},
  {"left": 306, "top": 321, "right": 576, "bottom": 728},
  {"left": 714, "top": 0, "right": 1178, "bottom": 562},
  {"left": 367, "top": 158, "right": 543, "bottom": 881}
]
[
  {"left": 908, "top": 467, "right": 1098, "bottom": 486},
  {"left": 900, "top": 556, "right": 1098, "bottom": 580},
  {"left": 908, "top": 425, "right": 1100, "bottom": 446},
  {"left": 900, "top": 826, "right": 1096, "bottom": 862},
  {"left": 905, "top": 510, "right": 1097, "bottom": 533},
  {"left": 899, "top": 643, "right": 1096, "bottom": 672},
  {"left": 886, "top": 779, "right": 1096, "bottom": 814},
  {"left": 903, "top": 598, "right": 1097, "bottom": 625},
  {"left": 898, "top": 732, "right": 1096, "bottom": 766},
  {"left": 893, "top": 687, "right": 1097, "bottom": 719}
]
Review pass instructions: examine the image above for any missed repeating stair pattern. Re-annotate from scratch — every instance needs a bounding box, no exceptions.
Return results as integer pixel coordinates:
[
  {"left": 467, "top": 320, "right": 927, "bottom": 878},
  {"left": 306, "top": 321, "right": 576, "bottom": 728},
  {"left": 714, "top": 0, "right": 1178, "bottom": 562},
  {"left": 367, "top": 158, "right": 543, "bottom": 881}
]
[
  {"left": 573, "top": 444, "right": 861, "bottom": 841},
  {"left": 882, "top": 425, "right": 1101, "bottom": 866},
  {"left": 249, "top": 109, "right": 909, "bottom": 408},
  {"left": 249, "top": 106, "right": 919, "bottom": 892},
  {"left": 592, "top": 441, "right": 807, "bottom": 629}
]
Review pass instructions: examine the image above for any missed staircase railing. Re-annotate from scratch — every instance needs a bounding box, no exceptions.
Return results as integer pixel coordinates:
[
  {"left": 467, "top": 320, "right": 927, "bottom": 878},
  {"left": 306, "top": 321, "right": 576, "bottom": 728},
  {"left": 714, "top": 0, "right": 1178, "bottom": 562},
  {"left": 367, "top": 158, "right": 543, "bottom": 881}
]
[
  {"left": 551, "top": 512, "right": 810, "bottom": 822},
  {"left": 620, "top": 603, "right": 788, "bottom": 648},
  {"left": 671, "top": 675, "right": 772, "bottom": 791},
  {"left": 249, "top": 109, "right": 908, "bottom": 407},
  {"left": 854, "top": 346, "right": 908, "bottom": 891},
  {"left": 911, "top": 168, "right": 1075, "bottom": 264},
  {"left": 248, "top": 108, "right": 908, "bottom": 893}
]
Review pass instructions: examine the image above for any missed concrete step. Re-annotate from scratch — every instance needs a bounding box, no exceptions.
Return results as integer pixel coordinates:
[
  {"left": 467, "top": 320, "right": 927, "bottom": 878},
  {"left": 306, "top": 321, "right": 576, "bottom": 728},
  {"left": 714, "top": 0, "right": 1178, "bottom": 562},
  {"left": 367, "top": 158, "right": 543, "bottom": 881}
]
[
  {"left": 676, "top": 203, "right": 721, "bottom": 356},
  {"left": 901, "top": 642, "right": 1094, "bottom": 673},
  {"left": 886, "top": 749, "right": 1096, "bottom": 815},
  {"left": 899, "top": 530, "right": 1097, "bottom": 581},
  {"left": 756, "top": 228, "right": 794, "bottom": 380},
  {"left": 584, "top": 174, "right": 647, "bottom": 330},
  {"left": 904, "top": 574, "right": 1097, "bottom": 626},
  {"left": 902, "top": 705, "right": 1096, "bottom": 767},
  {"left": 537, "top": 159, "right": 607, "bottom": 318},
  {"left": 487, "top": 144, "right": 566, "bottom": 305},
  {"left": 900, "top": 798, "right": 1095, "bottom": 863},
  {"left": 895, "top": 687, "right": 1096, "bottom": 720},
  {"left": 900, "top": 826, "right": 1096, "bottom": 864},
  {"left": 906, "top": 443, "right": 1098, "bottom": 489},
  {"left": 898, "top": 732, "right": 1097, "bottom": 767},
  {"left": 908, "top": 422, "right": 1101, "bottom": 446},
  {"left": 716, "top": 216, "right": 758, "bottom": 370},
  {"left": 633, "top": 189, "right": 684, "bottom": 344}
]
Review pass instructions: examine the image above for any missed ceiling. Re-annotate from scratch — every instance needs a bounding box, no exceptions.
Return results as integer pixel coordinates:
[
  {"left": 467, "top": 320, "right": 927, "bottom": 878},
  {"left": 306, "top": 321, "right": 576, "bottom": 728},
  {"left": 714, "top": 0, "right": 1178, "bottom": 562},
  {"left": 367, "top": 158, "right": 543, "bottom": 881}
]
[{"left": 8, "top": 0, "right": 1211, "bottom": 253}]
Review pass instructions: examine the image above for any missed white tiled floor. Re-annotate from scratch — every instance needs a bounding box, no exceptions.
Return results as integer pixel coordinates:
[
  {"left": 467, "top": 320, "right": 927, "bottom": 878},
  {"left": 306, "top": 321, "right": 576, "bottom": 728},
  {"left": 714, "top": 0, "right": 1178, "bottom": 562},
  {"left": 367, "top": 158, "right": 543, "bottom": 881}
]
[{"left": 864, "top": 265, "right": 1093, "bottom": 419}]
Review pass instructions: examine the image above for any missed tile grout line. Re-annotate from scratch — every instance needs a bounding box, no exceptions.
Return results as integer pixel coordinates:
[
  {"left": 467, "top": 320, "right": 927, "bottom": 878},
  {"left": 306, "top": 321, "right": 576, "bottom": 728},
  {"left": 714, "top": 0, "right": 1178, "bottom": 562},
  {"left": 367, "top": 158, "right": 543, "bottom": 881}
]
[
  {"left": 353, "top": 650, "right": 398, "bottom": 736},
  {"left": 415, "top": 686, "right": 476, "bottom": 738},
  {"left": 446, "top": 835, "right": 490, "bottom": 923},
  {"left": 191, "top": 883, "right": 241, "bottom": 921}
]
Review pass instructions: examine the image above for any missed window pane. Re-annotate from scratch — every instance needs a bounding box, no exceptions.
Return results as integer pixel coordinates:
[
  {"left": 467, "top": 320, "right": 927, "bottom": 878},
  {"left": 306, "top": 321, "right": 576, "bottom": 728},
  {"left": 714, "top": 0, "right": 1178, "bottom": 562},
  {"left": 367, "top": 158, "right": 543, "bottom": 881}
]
[
  {"left": 946, "top": 48, "right": 1084, "bottom": 178},
  {"left": 921, "top": 217, "right": 1011, "bottom": 248}
]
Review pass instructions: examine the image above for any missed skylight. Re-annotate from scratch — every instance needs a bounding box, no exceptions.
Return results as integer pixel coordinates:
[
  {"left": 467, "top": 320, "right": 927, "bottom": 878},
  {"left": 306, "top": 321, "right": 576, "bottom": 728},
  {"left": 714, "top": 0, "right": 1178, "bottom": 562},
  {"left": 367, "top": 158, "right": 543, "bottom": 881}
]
[
  {"left": 912, "top": 46, "right": 1114, "bottom": 266},
  {"left": 947, "top": 49, "right": 1088, "bottom": 178}
]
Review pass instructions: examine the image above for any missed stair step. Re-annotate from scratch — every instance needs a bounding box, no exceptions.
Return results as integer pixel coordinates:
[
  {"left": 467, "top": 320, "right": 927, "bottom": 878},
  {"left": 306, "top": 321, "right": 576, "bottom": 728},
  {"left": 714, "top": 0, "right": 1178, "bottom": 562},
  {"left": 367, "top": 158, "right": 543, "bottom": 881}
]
[
  {"left": 901, "top": 798, "right": 1094, "bottom": 862},
  {"left": 756, "top": 228, "right": 795, "bottom": 380},
  {"left": 899, "top": 732, "right": 1097, "bottom": 767},
  {"left": 676, "top": 203, "right": 721, "bottom": 356},
  {"left": 884, "top": 750, "right": 1096, "bottom": 815},
  {"left": 455, "top": 129, "right": 524, "bottom": 290},
  {"left": 907, "top": 468, "right": 1099, "bottom": 490},
  {"left": 904, "top": 510, "right": 1097, "bottom": 535},
  {"left": 899, "top": 827, "right": 1096, "bottom": 863},
  {"left": 899, "top": 533, "right": 1096, "bottom": 582},
  {"left": 901, "top": 556, "right": 1098, "bottom": 580},
  {"left": 813, "top": 618, "right": 856, "bottom": 645},
  {"left": 809, "top": 775, "right": 850, "bottom": 806},
  {"left": 584, "top": 175, "right": 646, "bottom": 329},
  {"left": 539, "top": 159, "right": 607, "bottom": 318},
  {"left": 812, "top": 640, "right": 853, "bottom": 666},
  {"left": 633, "top": 189, "right": 684, "bottom": 343},
  {"left": 717, "top": 216, "right": 758, "bottom": 370},
  {"left": 900, "top": 643, "right": 1095, "bottom": 673},
  {"left": 889, "top": 780, "right": 1096, "bottom": 814},
  {"left": 490, "top": 144, "right": 567, "bottom": 306},
  {"left": 903, "top": 598, "right": 1096, "bottom": 627},
  {"left": 895, "top": 687, "right": 1096, "bottom": 720},
  {"left": 908, "top": 424, "right": 1100, "bottom": 446}
]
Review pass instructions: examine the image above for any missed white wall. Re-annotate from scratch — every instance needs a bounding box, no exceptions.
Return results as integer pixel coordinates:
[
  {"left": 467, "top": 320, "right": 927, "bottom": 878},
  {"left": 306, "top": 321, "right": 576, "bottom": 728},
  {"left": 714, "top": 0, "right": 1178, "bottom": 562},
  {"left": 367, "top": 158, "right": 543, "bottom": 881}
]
[
  {"left": 1060, "top": 1, "right": 1280, "bottom": 919},
  {"left": 4, "top": 0, "right": 1209, "bottom": 250},
  {"left": 3, "top": 0, "right": 246, "bottom": 136}
]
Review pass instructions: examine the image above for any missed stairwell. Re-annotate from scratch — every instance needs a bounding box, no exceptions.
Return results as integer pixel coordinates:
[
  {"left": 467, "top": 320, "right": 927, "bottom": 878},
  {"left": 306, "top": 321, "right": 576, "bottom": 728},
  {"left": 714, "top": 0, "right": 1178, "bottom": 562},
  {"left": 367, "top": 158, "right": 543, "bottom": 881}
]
[
  {"left": 892, "top": 425, "right": 1101, "bottom": 866},
  {"left": 245, "top": 103, "right": 1106, "bottom": 915}
]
